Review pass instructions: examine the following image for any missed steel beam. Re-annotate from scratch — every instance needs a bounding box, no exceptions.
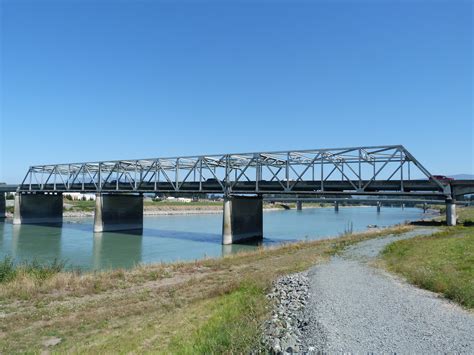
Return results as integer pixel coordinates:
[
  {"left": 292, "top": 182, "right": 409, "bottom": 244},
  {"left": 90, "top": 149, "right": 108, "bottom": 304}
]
[{"left": 17, "top": 145, "right": 458, "bottom": 199}]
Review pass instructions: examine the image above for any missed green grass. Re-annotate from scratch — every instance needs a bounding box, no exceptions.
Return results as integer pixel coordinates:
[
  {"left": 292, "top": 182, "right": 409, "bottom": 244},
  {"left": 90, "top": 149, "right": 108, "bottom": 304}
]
[
  {"left": 168, "top": 282, "right": 267, "bottom": 354},
  {"left": 457, "top": 206, "right": 474, "bottom": 224},
  {"left": 0, "top": 257, "right": 16, "bottom": 283},
  {"left": 382, "top": 226, "right": 474, "bottom": 308},
  {"left": 0, "top": 257, "right": 66, "bottom": 284},
  {"left": 64, "top": 199, "right": 95, "bottom": 211}
]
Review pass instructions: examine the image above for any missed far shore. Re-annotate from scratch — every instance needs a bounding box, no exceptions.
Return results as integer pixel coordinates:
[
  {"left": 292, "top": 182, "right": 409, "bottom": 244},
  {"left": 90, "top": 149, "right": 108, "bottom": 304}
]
[{"left": 3, "top": 203, "right": 438, "bottom": 219}]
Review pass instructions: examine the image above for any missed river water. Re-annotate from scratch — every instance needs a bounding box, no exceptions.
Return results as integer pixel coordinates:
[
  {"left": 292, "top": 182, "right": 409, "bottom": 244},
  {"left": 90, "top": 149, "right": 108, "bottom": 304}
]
[{"left": 0, "top": 207, "right": 428, "bottom": 271}]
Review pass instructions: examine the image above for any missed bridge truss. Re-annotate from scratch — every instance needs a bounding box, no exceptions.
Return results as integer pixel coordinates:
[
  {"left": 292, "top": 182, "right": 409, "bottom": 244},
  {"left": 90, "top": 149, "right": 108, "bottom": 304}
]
[{"left": 18, "top": 145, "right": 450, "bottom": 197}]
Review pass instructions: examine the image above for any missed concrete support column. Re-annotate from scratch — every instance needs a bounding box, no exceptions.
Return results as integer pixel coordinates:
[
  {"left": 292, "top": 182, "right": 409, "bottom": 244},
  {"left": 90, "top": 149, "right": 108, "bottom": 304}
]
[
  {"left": 222, "top": 195, "right": 263, "bottom": 245},
  {"left": 446, "top": 199, "right": 456, "bottom": 226},
  {"left": 13, "top": 193, "right": 63, "bottom": 225},
  {"left": 94, "top": 194, "right": 143, "bottom": 233},
  {"left": 0, "top": 193, "right": 5, "bottom": 219},
  {"left": 376, "top": 202, "right": 381, "bottom": 213},
  {"left": 296, "top": 201, "right": 302, "bottom": 211},
  {"left": 334, "top": 201, "right": 339, "bottom": 212}
]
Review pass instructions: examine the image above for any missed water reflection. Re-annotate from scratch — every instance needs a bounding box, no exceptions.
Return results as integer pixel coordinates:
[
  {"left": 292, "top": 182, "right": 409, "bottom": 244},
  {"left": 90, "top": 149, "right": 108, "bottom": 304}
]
[
  {"left": 0, "top": 221, "right": 5, "bottom": 252},
  {"left": 141, "top": 228, "right": 221, "bottom": 244},
  {"left": 11, "top": 224, "right": 62, "bottom": 262},
  {"left": 221, "top": 241, "right": 262, "bottom": 257},
  {"left": 92, "top": 231, "right": 143, "bottom": 270}
]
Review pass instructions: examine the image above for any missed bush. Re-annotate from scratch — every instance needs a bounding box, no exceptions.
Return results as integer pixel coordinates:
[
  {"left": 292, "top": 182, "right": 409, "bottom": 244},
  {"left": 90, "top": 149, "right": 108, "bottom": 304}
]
[
  {"left": 21, "top": 258, "right": 66, "bottom": 280},
  {"left": 0, "top": 256, "right": 66, "bottom": 283},
  {"left": 0, "top": 256, "right": 16, "bottom": 283}
]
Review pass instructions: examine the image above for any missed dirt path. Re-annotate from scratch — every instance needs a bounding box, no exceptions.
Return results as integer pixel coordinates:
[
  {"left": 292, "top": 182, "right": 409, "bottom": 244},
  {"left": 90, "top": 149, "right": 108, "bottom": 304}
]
[{"left": 302, "top": 228, "right": 474, "bottom": 353}]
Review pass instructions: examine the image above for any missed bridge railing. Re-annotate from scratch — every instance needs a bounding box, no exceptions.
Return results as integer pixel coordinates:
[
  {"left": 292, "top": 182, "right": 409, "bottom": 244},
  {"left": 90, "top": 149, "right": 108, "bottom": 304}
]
[{"left": 18, "top": 145, "right": 448, "bottom": 196}]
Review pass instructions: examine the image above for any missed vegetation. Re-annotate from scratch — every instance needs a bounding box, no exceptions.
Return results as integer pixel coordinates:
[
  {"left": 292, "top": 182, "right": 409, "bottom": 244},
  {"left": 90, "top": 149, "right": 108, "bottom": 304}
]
[
  {"left": 382, "top": 207, "right": 474, "bottom": 308},
  {"left": 0, "top": 225, "right": 411, "bottom": 353},
  {"left": 456, "top": 206, "right": 474, "bottom": 225},
  {"left": 0, "top": 257, "right": 65, "bottom": 284},
  {"left": 168, "top": 282, "right": 267, "bottom": 354},
  {"left": 64, "top": 199, "right": 95, "bottom": 212},
  {"left": 62, "top": 198, "right": 349, "bottom": 212},
  {"left": 382, "top": 227, "right": 473, "bottom": 308},
  {"left": 144, "top": 199, "right": 222, "bottom": 208}
]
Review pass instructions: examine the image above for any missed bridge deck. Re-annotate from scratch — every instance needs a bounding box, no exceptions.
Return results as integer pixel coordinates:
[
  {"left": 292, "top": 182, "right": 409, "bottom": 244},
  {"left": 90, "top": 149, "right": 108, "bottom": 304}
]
[{"left": 17, "top": 180, "right": 449, "bottom": 196}]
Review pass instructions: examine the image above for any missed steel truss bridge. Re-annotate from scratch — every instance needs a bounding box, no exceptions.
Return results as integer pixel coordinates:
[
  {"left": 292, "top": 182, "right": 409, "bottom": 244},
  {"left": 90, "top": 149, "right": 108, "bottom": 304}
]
[{"left": 17, "top": 145, "right": 472, "bottom": 200}]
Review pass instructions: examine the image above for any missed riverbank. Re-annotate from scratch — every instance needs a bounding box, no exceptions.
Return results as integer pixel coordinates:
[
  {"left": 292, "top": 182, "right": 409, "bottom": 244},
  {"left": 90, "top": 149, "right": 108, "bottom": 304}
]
[
  {"left": 0, "top": 224, "right": 413, "bottom": 353},
  {"left": 4, "top": 200, "right": 407, "bottom": 218},
  {"left": 261, "top": 207, "right": 474, "bottom": 353},
  {"left": 300, "top": 227, "right": 473, "bottom": 352},
  {"left": 381, "top": 207, "right": 474, "bottom": 309}
]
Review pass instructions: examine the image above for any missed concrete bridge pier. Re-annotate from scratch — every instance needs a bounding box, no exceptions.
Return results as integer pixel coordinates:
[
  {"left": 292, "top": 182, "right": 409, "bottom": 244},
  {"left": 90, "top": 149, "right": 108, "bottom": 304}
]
[
  {"left": 334, "top": 201, "right": 339, "bottom": 212},
  {"left": 296, "top": 201, "right": 302, "bottom": 211},
  {"left": 222, "top": 195, "right": 263, "bottom": 245},
  {"left": 13, "top": 192, "right": 63, "bottom": 225},
  {"left": 0, "top": 193, "right": 5, "bottom": 219},
  {"left": 94, "top": 194, "right": 144, "bottom": 232},
  {"left": 445, "top": 198, "right": 456, "bottom": 226},
  {"left": 377, "top": 202, "right": 381, "bottom": 213}
]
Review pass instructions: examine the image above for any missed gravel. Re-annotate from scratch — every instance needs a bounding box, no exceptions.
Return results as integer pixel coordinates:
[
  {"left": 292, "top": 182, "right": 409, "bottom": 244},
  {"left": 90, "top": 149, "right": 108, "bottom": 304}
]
[
  {"left": 262, "top": 228, "right": 474, "bottom": 353},
  {"left": 301, "top": 227, "right": 474, "bottom": 353},
  {"left": 262, "top": 273, "right": 310, "bottom": 353}
]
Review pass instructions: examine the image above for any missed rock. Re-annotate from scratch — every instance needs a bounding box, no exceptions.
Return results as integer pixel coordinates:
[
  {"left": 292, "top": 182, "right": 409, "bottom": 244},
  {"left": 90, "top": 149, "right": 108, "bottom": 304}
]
[
  {"left": 261, "top": 272, "right": 309, "bottom": 354},
  {"left": 42, "top": 337, "right": 62, "bottom": 347},
  {"left": 272, "top": 338, "right": 281, "bottom": 353}
]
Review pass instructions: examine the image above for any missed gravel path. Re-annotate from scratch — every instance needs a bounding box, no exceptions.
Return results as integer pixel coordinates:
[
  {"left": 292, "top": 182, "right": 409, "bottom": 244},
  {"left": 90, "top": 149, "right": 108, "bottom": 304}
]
[{"left": 302, "top": 228, "right": 474, "bottom": 353}]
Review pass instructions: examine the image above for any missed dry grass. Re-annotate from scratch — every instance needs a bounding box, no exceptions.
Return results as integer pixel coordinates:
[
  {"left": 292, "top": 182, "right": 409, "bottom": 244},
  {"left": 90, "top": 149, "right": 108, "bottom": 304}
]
[{"left": 0, "top": 224, "right": 412, "bottom": 353}]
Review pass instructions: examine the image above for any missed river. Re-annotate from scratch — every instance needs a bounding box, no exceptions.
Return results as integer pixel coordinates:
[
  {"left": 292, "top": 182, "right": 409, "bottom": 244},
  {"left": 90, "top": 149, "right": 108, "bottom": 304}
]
[{"left": 0, "top": 207, "right": 429, "bottom": 271}]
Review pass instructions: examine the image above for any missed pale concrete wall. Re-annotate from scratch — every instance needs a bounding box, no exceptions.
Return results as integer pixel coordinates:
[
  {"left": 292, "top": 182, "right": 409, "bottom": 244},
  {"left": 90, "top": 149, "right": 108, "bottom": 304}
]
[
  {"left": 12, "top": 193, "right": 63, "bottom": 225},
  {"left": 94, "top": 194, "right": 143, "bottom": 232},
  {"left": 446, "top": 200, "right": 456, "bottom": 226},
  {"left": 222, "top": 195, "right": 263, "bottom": 245}
]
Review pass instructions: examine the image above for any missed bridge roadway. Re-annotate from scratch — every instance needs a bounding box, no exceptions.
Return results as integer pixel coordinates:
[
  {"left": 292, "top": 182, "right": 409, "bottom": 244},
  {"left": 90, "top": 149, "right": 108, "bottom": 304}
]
[
  {"left": 0, "top": 184, "right": 18, "bottom": 193},
  {"left": 3, "top": 145, "right": 474, "bottom": 243},
  {"left": 3, "top": 181, "right": 473, "bottom": 197},
  {"left": 11, "top": 180, "right": 463, "bottom": 196}
]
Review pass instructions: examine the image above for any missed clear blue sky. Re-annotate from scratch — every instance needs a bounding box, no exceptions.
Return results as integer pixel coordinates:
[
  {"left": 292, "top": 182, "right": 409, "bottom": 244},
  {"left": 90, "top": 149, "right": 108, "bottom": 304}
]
[{"left": 1, "top": 0, "right": 472, "bottom": 183}]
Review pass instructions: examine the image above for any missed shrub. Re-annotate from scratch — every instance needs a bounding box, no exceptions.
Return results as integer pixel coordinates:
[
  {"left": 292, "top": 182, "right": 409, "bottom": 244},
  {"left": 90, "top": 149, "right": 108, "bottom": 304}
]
[
  {"left": 0, "top": 256, "right": 16, "bottom": 283},
  {"left": 0, "top": 256, "right": 66, "bottom": 283}
]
